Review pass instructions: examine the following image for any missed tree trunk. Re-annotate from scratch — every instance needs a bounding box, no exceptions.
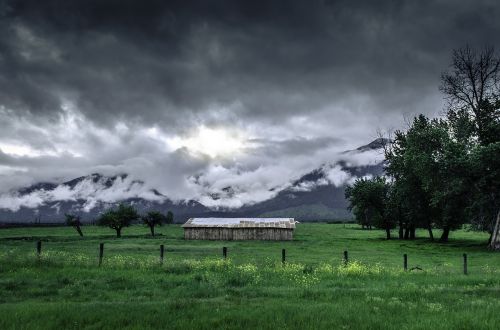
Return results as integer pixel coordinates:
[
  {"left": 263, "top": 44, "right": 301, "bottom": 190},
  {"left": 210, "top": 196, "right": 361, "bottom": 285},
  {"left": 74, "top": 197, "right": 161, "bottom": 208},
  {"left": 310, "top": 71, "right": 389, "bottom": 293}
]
[
  {"left": 427, "top": 226, "right": 434, "bottom": 241},
  {"left": 150, "top": 225, "right": 155, "bottom": 237},
  {"left": 404, "top": 226, "right": 410, "bottom": 240},
  {"left": 385, "top": 227, "right": 391, "bottom": 240},
  {"left": 440, "top": 227, "right": 450, "bottom": 242},
  {"left": 489, "top": 210, "right": 500, "bottom": 250},
  {"left": 409, "top": 226, "right": 416, "bottom": 240},
  {"left": 398, "top": 220, "right": 404, "bottom": 240},
  {"left": 75, "top": 225, "right": 83, "bottom": 237},
  {"left": 116, "top": 228, "right": 122, "bottom": 238}
]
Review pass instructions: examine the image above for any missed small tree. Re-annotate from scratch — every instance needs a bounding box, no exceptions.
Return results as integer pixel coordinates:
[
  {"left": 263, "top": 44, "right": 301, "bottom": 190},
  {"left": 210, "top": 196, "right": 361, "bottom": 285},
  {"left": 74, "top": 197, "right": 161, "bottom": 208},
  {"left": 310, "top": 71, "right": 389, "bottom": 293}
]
[
  {"left": 165, "top": 211, "right": 174, "bottom": 225},
  {"left": 345, "top": 177, "right": 394, "bottom": 239},
  {"left": 142, "top": 211, "right": 166, "bottom": 237},
  {"left": 65, "top": 213, "right": 83, "bottom": 237},
  {"left": 97, "top": 204, "right": 139, "bottom": 238}
]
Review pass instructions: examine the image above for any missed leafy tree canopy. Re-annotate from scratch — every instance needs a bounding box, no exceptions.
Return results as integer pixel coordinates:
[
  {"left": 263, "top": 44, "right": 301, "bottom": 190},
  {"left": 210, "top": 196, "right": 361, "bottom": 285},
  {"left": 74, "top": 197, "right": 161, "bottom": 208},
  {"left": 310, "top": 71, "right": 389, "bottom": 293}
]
[{"left": 97, "top": 204, "right": 139, "bottom": 237}]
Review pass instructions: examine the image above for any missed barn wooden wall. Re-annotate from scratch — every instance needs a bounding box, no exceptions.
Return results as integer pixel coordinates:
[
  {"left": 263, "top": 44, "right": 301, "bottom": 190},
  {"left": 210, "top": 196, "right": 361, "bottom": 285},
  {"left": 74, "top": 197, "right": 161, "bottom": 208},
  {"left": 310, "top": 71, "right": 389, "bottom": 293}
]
[{"left": 184, "top": 228, "right": 294, "bottom": 240}]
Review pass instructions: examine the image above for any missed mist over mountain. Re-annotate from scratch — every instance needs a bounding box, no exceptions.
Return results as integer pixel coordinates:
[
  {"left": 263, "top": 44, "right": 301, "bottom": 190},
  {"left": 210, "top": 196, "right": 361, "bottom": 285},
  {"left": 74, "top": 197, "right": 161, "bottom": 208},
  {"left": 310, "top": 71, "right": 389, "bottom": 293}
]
[{"left": 0, "top": 139, "right": 387, "bottom": 223}]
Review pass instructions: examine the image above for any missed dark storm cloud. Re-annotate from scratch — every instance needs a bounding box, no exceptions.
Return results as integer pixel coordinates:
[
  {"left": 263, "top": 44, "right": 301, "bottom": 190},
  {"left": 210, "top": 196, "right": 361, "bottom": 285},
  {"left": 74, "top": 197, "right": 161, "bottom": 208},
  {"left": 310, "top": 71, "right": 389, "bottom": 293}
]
[
  {"left": 248, "top": 137, "right": 343, "bottom": 157},
  {"left": 1, "top": 0, "right": 499, "bottom": 128},
  {"left": 1, "top": 0, "right": 500, "bottom": 208}
]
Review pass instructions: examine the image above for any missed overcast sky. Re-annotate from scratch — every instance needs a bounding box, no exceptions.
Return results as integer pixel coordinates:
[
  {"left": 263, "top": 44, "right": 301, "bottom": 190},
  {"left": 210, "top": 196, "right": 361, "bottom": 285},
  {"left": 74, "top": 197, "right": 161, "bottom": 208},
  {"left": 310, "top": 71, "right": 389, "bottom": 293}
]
[{"left": 1, "top": 0, "right": 500, "bottom": 208}]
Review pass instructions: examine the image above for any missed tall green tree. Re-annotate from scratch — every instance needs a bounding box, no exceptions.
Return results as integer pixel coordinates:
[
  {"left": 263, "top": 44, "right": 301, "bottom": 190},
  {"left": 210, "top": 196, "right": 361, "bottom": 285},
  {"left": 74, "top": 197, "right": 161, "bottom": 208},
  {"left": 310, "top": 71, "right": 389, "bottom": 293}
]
[
  {"left": 427, "top": 130, "right": 470, "bottom": 241},
  {"left": 467, "top": 140, "right": 500, "bottom": 245},
  {"left": 381, "top": 46, "right": 499, "bottom": 245},
  {"left": 97, "top": 204, "right": 139, "bottom": 238},
  {"left": 384, "top": 116, "right": 443, "bottom": 240},
  {"left": 345, "top": 176, "right": 394, "bottom": 239},
  {"left": 385, "top": 115, "right": 475, "bottom": 241},
  {"left": 441, "top": 46, "right": 500, "bottom": 245}
]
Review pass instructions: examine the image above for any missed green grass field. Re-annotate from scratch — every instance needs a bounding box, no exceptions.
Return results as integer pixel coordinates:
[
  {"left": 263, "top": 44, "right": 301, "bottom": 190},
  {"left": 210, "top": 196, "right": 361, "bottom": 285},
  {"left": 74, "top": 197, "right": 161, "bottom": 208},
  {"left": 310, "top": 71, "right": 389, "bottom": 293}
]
[{"left": 1, "top": 224, "right": 499, "bottom": 329}]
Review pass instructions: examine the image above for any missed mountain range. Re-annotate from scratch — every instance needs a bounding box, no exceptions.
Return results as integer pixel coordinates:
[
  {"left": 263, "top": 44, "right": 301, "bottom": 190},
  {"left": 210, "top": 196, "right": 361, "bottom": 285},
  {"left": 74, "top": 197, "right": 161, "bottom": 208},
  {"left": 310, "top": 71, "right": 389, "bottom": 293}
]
[{"left": 0, "top": 138, "right": 387, "bottom": 224}]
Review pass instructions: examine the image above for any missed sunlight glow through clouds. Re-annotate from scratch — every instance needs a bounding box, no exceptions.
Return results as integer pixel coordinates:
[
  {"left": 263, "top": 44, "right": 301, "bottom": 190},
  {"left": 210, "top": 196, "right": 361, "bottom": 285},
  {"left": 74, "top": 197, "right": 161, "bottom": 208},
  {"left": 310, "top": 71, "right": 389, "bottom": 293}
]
[{"left": 166, "top": 126, "right": 246, "bottom": 158}]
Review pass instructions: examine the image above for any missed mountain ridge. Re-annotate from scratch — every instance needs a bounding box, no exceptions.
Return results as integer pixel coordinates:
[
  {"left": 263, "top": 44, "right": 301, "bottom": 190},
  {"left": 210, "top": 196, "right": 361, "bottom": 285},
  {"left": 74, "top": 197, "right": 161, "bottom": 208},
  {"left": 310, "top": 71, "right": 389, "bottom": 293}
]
[{"left": 0, "top": 139, "right": 387, "bottom": 223}]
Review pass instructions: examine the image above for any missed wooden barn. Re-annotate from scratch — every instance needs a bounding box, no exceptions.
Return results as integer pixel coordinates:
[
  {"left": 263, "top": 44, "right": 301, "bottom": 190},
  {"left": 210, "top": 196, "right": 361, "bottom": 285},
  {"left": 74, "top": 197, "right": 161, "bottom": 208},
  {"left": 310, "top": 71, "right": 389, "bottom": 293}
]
[{"left": 182, "top": 218, "right": 296, "bottom": 241}]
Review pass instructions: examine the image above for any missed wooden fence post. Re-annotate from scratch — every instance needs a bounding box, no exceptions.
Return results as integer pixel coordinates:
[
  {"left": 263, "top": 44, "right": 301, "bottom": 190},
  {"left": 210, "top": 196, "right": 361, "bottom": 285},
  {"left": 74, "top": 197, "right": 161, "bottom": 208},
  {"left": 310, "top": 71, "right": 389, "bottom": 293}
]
[
  {"left": 36, "top": 241, "right": 42, "bottom": 258},
  {"left": 282, "top": 249, "right": 286, "bottom": 264},
  {"left": 463, "top": 253, "right": 468, "bottom": 275},
  {"left": 223, "top": 246, "right": 227, "bottom": 259},
  {"left": 404, "top": 254, "right": 408, "bottom": 271},
  {"left": 343, "top": 250, "right": 348, "bottom": 265},
  {"left": 98, "top": 243, "right": 104, "bottom": 267},
  {"left": 160, "top": 244, "right": 165, "bottom": 265}
]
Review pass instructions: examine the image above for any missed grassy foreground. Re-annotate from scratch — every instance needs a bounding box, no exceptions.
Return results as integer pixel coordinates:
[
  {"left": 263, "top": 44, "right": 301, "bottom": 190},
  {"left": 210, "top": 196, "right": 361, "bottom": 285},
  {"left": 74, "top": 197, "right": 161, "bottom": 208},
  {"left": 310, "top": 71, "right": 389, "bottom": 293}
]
[{"left": 0, "top": 224, "right": 499, "bottom": 329}]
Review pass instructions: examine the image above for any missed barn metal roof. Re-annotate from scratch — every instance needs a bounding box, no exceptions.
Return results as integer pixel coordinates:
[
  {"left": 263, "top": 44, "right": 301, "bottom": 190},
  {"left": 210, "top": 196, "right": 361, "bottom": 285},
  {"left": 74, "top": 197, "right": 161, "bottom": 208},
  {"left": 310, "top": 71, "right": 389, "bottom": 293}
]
[{"left": 182, "top": 218, "right": 296, "bottom": 229}]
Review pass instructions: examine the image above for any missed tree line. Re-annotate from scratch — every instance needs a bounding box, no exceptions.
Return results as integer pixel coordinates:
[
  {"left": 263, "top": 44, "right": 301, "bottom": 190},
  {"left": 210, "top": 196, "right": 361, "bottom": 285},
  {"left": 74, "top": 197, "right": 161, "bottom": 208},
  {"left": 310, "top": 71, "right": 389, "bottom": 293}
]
[
  {"left": 346, "top": 46, "right": 500, "bottom": 248},
  {"left": 65, "top": 204, "right": 174, "bottom": 238}
]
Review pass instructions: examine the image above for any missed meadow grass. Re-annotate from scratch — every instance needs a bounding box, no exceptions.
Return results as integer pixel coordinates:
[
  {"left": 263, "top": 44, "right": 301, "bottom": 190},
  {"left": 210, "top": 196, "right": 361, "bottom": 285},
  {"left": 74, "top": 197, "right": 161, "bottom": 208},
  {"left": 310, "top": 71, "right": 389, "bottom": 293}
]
[{"left": 0, "top": 224, "right": 499, "bottom": 329}]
